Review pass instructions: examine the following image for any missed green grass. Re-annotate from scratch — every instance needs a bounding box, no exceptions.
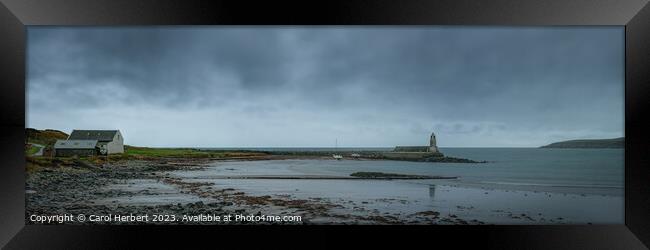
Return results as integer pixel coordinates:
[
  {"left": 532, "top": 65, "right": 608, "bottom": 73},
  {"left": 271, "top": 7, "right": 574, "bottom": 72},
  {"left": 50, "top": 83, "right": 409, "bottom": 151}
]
[
  {"left": 124, "top": 146, "right": 228, "bottom": 158},
  {"left": 25, "top": 145, "right": 41, "bottom": 156},
  {"left": 121, "top": 146, "right": 268, "bottom": 159},
  {"left": 25, "top": 145, "right": 270, "bottom": 172}
]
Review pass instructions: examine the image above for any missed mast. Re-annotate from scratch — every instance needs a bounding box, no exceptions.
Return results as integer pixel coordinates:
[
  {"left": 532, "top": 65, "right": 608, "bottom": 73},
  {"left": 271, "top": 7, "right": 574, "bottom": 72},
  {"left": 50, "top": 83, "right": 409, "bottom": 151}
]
[{"left": 332, "top": 138, "right": 343, "bottom": 159}]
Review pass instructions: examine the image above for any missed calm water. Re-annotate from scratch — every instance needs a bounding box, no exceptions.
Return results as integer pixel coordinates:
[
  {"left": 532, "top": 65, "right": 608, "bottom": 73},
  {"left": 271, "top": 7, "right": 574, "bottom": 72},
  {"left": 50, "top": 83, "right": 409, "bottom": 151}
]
[{"left": 170, "top": 148, "right": 624, "bottom": 224}]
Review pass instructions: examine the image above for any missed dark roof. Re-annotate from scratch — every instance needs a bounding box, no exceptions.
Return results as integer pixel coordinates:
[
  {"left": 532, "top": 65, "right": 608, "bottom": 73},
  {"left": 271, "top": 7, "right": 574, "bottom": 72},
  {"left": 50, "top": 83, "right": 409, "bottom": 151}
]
[
  {"left": 68, "top": 130, "right": 119, "bottom": 142},
  {"left": 54, "top": 139, "right": 98, "bottom": 149}
]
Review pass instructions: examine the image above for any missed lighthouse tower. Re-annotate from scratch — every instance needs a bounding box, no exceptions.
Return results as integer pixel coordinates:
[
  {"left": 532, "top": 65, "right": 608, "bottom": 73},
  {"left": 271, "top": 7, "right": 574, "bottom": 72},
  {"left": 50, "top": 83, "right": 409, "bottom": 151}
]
[{"left": 429, "top": 132, "right": 439, "bottom": 153}]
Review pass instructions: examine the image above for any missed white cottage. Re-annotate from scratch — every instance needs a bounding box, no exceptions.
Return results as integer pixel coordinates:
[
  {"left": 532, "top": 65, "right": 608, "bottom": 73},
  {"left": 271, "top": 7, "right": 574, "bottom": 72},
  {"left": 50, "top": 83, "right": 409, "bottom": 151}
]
[{"left": 53, "top": 130, "right": 125, "bottom": 156}]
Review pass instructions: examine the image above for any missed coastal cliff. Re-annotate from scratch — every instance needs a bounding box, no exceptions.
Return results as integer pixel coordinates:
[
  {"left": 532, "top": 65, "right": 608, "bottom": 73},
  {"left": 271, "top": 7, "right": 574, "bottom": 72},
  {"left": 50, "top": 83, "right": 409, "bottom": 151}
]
[{"left": 540, "top": 137, "right": 624, "bottom": 148}]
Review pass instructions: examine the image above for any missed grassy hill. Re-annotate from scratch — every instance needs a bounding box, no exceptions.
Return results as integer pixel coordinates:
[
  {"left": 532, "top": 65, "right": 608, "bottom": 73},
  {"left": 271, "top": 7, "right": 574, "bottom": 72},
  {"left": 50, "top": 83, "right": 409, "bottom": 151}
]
[
  {"left": 26, "top": 128, "right": 69, "bottom": 146},
  {"left": 540, "top": 137, "right": 624, "bottom": 148}
]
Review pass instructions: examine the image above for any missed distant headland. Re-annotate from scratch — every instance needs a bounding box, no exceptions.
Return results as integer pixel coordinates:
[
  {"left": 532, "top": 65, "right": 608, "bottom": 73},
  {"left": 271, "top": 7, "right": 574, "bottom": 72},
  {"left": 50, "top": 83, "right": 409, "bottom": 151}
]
[{"left": 540, "top": 137, "right": 624, "bottom": 149}]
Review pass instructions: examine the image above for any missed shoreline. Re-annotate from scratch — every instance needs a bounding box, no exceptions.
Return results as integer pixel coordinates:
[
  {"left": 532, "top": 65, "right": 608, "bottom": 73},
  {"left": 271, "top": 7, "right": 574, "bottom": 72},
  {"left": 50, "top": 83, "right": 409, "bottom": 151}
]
[
  {"left": 187, "top": 175, "right": 458, "bottom": 180},
  {"left": 25, "top": 155, "right": 478, "bottom": 225},
  {"left": 25, "top": 156, "right": 424, "bottom": 225},
  {"left": 25, "top": 153, "right": 621, "bottom": 225}
]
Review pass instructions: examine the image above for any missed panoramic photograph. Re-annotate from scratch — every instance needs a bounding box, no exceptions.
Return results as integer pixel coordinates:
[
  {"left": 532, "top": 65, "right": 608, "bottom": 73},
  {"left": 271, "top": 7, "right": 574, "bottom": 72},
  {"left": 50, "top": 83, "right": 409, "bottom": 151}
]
[{"left": 25, "top": 26, "right": 624, "bottom": 225}]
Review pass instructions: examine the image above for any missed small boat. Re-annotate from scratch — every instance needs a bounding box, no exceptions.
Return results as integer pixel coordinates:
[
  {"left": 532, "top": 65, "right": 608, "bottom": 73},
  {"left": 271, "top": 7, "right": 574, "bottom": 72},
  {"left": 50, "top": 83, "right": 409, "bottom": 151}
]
[{"left": 333, "top": 138, "right": 343, "bottom": 160}]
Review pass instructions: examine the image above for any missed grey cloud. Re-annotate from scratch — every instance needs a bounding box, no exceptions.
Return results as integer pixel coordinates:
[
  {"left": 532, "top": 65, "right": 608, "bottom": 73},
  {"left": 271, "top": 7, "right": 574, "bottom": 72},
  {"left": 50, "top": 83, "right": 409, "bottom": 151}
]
[{"left": 27, "top": 27, "right": 624, "bottom": 147}]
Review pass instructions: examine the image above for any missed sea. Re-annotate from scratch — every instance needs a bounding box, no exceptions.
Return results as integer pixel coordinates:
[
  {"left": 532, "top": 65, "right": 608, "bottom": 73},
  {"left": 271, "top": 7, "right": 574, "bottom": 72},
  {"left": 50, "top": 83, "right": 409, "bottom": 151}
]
[{"left": 166, "top": 147, "right": 624, "bottom": 224}]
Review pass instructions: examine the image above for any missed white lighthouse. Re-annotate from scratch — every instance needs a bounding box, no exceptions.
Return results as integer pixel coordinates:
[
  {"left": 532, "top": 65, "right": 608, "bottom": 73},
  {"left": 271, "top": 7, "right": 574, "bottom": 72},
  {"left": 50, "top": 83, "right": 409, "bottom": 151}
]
[{"left": 429, "top": 132, "right": 439, "bottom": 153}]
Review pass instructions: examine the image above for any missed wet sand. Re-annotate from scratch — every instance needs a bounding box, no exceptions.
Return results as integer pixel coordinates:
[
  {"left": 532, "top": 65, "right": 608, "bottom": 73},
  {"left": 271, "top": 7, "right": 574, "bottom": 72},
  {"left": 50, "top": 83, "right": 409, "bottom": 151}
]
[{"left": 26, "top": 157, "right": 623, "bottom": 225}]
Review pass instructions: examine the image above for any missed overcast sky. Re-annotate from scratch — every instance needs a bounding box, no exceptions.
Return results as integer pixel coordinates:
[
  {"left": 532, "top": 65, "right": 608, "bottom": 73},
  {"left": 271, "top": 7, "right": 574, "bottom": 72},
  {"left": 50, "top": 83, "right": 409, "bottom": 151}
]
[{"left": 26, "top": 27, "right": 624, "bottom": 148}]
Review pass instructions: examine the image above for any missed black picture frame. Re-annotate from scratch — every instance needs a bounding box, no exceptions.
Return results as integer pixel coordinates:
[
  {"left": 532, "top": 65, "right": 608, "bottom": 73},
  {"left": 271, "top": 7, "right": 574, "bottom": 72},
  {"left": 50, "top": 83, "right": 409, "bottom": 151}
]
[{"left": 1, "top": 0, "right": 649, "bottom": 249}]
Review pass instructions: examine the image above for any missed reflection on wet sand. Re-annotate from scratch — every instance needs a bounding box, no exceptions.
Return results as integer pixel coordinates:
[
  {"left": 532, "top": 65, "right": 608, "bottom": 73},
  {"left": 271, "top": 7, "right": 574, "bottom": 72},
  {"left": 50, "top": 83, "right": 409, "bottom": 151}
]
[{"left": 429, "top": 185, "right": 436, "bottom": 200}]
